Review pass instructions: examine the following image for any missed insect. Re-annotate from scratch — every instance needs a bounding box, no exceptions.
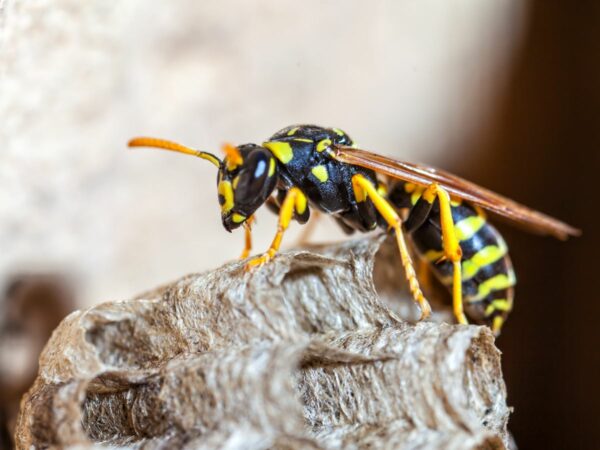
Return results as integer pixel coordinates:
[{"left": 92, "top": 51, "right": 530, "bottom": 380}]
[{"left": 128, "top": 125, "right": 580, "bottom": 334}]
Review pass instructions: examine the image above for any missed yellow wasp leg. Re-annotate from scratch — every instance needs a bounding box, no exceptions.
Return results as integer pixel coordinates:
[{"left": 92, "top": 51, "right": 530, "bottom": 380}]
[
  {"left": 352, "top": 174, "right": 431, "bottom": 320},
  {"left": 422, "top": 183, "right": 467, "bottom": 325},
  {"left": 417, "top": 258, "right": 434, "bottom": 296},
  {"left": 245, "top": 188, "right": 307, "bottom": 270},
  {"left": 239, "top": 215, "right": 255, "bottom": 259},
  {"left": 296, "top": 210, "right": 321, "bottom": 246}
]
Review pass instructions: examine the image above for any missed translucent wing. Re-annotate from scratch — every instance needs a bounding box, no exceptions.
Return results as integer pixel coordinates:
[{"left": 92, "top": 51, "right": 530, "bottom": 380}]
[{"left": 333, "top": 145, "right": 580, "bottom": 240}]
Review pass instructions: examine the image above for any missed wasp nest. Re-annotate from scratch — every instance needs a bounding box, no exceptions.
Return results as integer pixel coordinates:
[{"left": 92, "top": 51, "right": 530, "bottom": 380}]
[{"left": 15, "top": 236, "right": 511, "bottom": 449}]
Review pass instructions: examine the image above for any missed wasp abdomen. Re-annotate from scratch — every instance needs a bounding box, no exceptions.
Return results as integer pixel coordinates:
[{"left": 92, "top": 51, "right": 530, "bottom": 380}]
[{"left": 389, "top": 182, "right": 516, "bottom": 331}]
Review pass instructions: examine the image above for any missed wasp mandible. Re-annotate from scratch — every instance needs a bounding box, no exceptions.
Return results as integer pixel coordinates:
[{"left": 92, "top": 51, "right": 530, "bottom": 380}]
[{"left": 129, "top": 125, "right": 580, "bottom": 334}]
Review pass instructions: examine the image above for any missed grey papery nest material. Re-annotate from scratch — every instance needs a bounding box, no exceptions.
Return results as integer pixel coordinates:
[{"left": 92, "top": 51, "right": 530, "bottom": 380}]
[{"left": 15, "top": 235, "right": 512, "bottom": 449}]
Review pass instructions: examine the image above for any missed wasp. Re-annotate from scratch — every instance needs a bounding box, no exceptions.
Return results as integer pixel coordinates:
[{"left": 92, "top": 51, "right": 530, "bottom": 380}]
[{"left": 129, "top": 125, "right": 580, "bottom": 334}]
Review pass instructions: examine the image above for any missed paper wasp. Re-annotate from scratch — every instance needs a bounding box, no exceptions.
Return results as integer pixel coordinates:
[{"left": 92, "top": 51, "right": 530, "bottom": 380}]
[{"left": 129, "top": 125, "right": 580, "bottom": 334}]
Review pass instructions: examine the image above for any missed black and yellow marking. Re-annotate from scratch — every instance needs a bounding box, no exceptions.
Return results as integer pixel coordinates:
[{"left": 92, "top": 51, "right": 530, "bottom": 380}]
[
  {"left": 316, "top": 138, "right": 332, "bottom": 153},
  {"left": 311, "top": 165, "right": 329, "bottom": 183},
  {"left": 218, "top": 180, "right": 234, "bottom": 213},
  {"left": 467, "top": 271, "right": 516, "bottom": 303},
  {"left": 461, "top": 238, "right": 508, "bottom": 280},
  {"left": 403, "top": 182, "right": 426, "bottom": 206},
  {"left": 397, "top": 183, "right": 516, "bottom": 334},
  {"left": 263, "top": 141, "right": 294, "bottom": 164},
  {"left": 454, "top": 215, "right": 486, "bottom": 241},
  {"left": 268, "top": 157, "right": 276, "bottom": 177}
]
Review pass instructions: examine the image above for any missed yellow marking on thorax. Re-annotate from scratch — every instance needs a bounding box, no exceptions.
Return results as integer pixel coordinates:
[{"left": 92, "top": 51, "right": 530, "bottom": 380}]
[
  {"left": 332, "top": 128, "right": 346, "bottom": 136},
  {"left": 462, "top": 240, "right": 508, "bottom": 280},
  {"left": 287, "top": 127, "right": 299, "bottom": 136},
  {"left": 292, "top": 138, "right": 313, "bottom": 143},
  {"left": 263, "top": 141, "right": 294, "bottom": 164},
  {"left": 467, "top": 271, "right": 517, "bottom": 303},
  {"left": 316, "top": 138, "right": 332, "bottom": 153},
  {"left": 454, "top": 215, "right": 486, "bottom": 241},
  {"left": 218, "top": 181, "right": 234, "bottom": 213},
  {"left": 411, "top": 188, "right": 425, "bottom": 205},
  {"left": 232, "top": 175, "right": 240, "bottom": 189},
  {"left": 311, "top": 165, "right": 329, "bottom": 183},
  {"left": 268, "top": 158, "right": 276, "bottom": 177}
]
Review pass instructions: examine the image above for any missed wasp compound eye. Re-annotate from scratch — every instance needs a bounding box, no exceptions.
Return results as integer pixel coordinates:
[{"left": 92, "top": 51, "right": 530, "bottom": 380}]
[{"left": 234, "top": 149, "right": 277, "bottom": 208}]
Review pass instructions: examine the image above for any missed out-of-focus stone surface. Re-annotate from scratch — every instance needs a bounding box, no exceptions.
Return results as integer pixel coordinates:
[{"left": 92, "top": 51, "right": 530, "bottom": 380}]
[
  {"left": 0, "top": 0, "right": 527, "bottom": 306},
  {"left": 16, "top": 237, "right": 511, "bottom": 449}
]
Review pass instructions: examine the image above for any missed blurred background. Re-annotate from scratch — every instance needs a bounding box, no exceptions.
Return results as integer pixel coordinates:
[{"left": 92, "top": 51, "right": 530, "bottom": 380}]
[{"left": 0, "top": 1, "right": 597, "bottom": 448}]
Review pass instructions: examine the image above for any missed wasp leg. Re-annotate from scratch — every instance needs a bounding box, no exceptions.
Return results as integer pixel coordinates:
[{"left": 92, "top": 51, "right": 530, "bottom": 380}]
[
  {"left": 295, "top": 210, "right": 321, "bottom": 246},
  {"left": 420, "top": 183, "right": 467, "bottom": 325},
  {"left": 239, "top": 215, "right": 255, "bottom": 259},
  {"left": 352, "top": 174, "right": 431, "bottom": 320},
  {"left": 416, "top": 257, "right": 435, "bottom": 296},
  {"left": 245, "top": 187, "right": 307, "bottom": 270},
  {"left": 265, "top": 195, "right": 281, "bottom": 215}
]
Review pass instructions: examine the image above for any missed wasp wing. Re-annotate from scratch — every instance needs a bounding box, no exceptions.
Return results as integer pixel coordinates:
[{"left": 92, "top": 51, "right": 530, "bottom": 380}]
[{"left": 333, "top": 145, "right": 580, "bottom": 240}]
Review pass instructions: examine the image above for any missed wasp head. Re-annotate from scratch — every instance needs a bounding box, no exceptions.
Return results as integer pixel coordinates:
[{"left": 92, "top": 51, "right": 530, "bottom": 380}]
[{"left": 218, "top": 143, "right": 278, "bottom": 231}]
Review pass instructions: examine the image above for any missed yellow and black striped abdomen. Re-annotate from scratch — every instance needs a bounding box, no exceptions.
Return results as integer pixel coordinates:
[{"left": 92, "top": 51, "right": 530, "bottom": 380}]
[{"left": 409, "top": 200, "right": 516, "bottom": 331}]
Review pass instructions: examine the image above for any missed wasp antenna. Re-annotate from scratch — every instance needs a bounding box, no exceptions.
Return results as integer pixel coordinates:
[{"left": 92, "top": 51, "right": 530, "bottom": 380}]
[{"left": 128, "top": 137, "right": 221, "bottom": 168}]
